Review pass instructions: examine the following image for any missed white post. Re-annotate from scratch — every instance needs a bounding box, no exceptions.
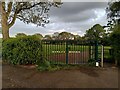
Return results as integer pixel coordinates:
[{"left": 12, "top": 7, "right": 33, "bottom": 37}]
[
  {"left": 101, "top": 45, "right": 104, "bottom": 67},
  {"left": 96, "top": 62, "right": 99, "bottom": 67}
]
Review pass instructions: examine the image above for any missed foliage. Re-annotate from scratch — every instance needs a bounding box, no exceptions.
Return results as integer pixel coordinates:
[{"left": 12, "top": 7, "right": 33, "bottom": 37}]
[
  {"left": 106, "top": 1, "right": 120, "bottom": 65},
  {"left": 37, "top": 60, "right": 83, "bottom": 72},
  {"left": 32, "top": 33, "right": 43, "bottom": 40},
  {"left": 44, "top": 32, "right": 82, "bottom": 40},
  {"left": 85, "top": 24, "right": 106, "bottom": 42},
  {"left": 106, "top": 1, "right": 120, "bottom": 28},
  {"left": 37, "top": 60, "right": 52, "bottom": 71},
  {"left": 37, "top": 60, "right": 61, "bottom": 71},
  {"left": 101, "top": 32, "right": 111, "bottom": 45},
  {"left": 110, "top": 24, "right": 120, "bottom": 65},
  {"left": 15, "top": 33, "right": 27, "bottom": 37},
  {"left": 88, "top": 59, "right": 96, "bottom": 66},
  {"left": 43, "top": 35, "right": 52, "bottom": 40},
  {"left": 74, "top": 35, "right": 82, "bottom": 40},
  {"left": 1, "top": 1, "right": 62, "bottom": 27},
  {"left": 37, "top": 60, "right": 96, "bottom": 71},
  {"left": 2, "top": 36, "right": 43, "bottom": 65},
  {"left": 1, "top": 1, "right": 62, "bottom": 40},
  {"left": 52, "top": 32, "right": 59, "bottom": 40},
  {"left": 58, "top": 32, "right": 74, "bottom": 40}
]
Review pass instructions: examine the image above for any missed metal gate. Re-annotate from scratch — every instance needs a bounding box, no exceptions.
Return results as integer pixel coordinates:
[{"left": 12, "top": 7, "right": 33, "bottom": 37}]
[{"left": 42, "top": 40, "right": 96, "bottom": 64}]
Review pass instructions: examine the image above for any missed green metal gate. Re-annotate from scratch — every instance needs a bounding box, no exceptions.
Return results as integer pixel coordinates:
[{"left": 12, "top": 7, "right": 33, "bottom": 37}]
[{"left": 42, "top": 40, "right": 97, "bottom": 64}]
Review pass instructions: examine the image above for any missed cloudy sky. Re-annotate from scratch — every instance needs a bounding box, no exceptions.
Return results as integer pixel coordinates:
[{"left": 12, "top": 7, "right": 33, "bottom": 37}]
[{"left": 9, "top": 2, "right": 108, "bottom": 37}]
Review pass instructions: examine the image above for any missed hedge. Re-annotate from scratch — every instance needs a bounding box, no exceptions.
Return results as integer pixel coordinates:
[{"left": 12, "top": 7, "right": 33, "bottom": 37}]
[{"left": 2, "top": 36, "right": 43, "bottom": 65}]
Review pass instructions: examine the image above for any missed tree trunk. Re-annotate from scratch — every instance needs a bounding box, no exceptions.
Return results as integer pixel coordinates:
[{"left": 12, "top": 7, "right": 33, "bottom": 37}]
[
  {"left": 2, "top": 25, "right": 9, "bottom": 40},
  {"left": 1, "top": 6, "right": 10, "bottom": 40}
]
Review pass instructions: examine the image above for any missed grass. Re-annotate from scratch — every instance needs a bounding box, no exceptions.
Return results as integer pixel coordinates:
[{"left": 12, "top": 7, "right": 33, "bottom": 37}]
[
  {"left": 103, "top": 46, "right": 112, "bottom": 59},
  {"left": 37, "top": 60, "right": 95, "bottom": 72}
]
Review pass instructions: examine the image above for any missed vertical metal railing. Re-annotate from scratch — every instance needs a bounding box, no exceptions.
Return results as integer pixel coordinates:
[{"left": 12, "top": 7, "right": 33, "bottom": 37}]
[
  {"left": 66, "top": 41, "right": 68, "bottom": 64},
  {"left": 42, "top": 40, "right": 95, "bottom": 64}
]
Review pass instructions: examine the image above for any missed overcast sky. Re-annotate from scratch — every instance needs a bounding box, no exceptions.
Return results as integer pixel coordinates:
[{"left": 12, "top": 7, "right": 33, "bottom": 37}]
[{"left": 9, "top": 2, "right": 108, "bottom": 37}]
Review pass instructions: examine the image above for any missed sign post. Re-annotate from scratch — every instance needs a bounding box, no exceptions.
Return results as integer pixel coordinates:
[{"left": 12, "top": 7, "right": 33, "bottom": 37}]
[{"left": 95, "top": 40, "right": 99, "bottom": 67}]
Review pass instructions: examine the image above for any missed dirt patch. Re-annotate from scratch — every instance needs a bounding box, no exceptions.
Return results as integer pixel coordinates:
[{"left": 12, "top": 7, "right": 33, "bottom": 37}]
[
  {"left": 18, "top": 65, "right": 37, "bottom": 69},
  {"left": 79, "top": 67, "right": 99, "bottom": 77},
  {"left": 2, "top": 63, "right": 118, "bottom": 88}
]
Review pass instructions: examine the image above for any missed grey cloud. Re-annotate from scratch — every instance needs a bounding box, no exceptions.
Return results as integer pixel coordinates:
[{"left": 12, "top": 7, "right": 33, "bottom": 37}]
[
  {"left": 59, "top": 9, "right": 97, "bottom": 22},
  {"left": 9, "top": 2, "right": 108, "bottom": 37},
  {"left": 49, "top": 2, "right": 107, "bottom": 23},
  {"left": 50, "top": 2, "right": 107, "bottom": 17}
]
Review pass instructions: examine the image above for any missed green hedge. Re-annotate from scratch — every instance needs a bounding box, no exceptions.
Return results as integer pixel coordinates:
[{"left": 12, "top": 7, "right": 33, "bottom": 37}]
[{"left": 2, "top": 36, "right": 43, "bottom": 65}]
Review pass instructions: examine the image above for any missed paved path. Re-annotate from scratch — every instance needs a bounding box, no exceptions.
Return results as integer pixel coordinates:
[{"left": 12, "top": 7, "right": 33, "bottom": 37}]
[{"left": 0, "top": 60, "right": 2, "bottom": 64}]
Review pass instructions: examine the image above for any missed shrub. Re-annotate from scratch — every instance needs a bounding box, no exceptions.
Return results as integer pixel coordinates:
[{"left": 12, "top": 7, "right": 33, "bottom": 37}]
[
  {"left": 37, "top": 60, "right": 52, "bottom": 71},
  {"left": 15, "top": 33, "right": 27, "bottom": 38},
  {"left": 37, "top": 60, "right": 62, "bottom": 71},
  {"left": 2, "top": 36, "right": 43, "bottom": 65},
  {"left": 88, "top": 59, "right": 96, "bottom": 66},
  {"left": 110, "top": 26, "right": 120, "bottom": 66}
]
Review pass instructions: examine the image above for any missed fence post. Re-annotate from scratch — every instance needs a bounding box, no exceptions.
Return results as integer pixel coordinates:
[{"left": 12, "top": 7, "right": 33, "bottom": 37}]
[
  {"left": 101, "top": 45, "right": 104, "bottom": 67},
  {"left": 66, "top": 41, "right": 69, "bottom": 64},
  {"left": 95, "top": 40, "right": 99, "bottom": 66}
]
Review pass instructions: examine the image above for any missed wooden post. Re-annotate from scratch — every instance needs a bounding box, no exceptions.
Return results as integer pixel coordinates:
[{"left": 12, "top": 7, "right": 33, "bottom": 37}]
[{"left": 101, "top": 45, "right": 104, "bottom": 67}]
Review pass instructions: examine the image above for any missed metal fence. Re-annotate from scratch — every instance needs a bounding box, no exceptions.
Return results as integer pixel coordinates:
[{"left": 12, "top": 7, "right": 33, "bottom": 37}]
[{"left": 42, "top": 40, "right": 97, "bottom": 64}]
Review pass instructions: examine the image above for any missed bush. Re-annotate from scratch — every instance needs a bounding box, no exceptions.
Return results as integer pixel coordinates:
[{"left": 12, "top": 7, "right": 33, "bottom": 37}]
[
  {"left": 2, "top": 36, "right": 43, "bottom": 65},
  {"left": 110, "top": 25, "right": 120, "bottom": 65},
  {"left": 37, "top": 60, "right": 52, "bottom": 71},
  {"left": 88, "top": 59, "right": 96, "bottom": 66}
]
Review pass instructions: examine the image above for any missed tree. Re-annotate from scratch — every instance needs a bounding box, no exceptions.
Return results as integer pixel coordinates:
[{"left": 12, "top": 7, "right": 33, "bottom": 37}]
[
  {"left": 74, "top": 35, "right": 82, "bottom": 40},
  {"left": 0, "top": 1, "right": 62, "bottom": 40},
  {"left": 15, "top": 33, "right": 27, "bottom": 37},
  {"left": 106, "top": 1, "right": 120, "bottom": 27},
  {"left": 106, "top": 1, "right": 120, "bottom": 65},
  {"left": 110, "top": 25, "right": 120, "bottom": 65},
  {"left": 58, "top": 32, "right": 74, "bottom": 40},
  {"left": 52, "top": 32, "right": 59, "bottom": 40},
  {"left": 85, "top": 24, "right": 106, "bottom": 42},
  {"left": 33, "top": 33, "right": 43, "bottom": 40},
  {"left": 101, "top": 32, "right": 111, "bottom": 45},
  {"left": 44, "top": 35, "right": 52, "bottom": 40}
]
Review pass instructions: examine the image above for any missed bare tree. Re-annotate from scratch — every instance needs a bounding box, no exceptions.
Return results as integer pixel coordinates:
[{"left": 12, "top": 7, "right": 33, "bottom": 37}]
[{"left": 0, "top": 1, "right": 62, "bottom": 40}]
